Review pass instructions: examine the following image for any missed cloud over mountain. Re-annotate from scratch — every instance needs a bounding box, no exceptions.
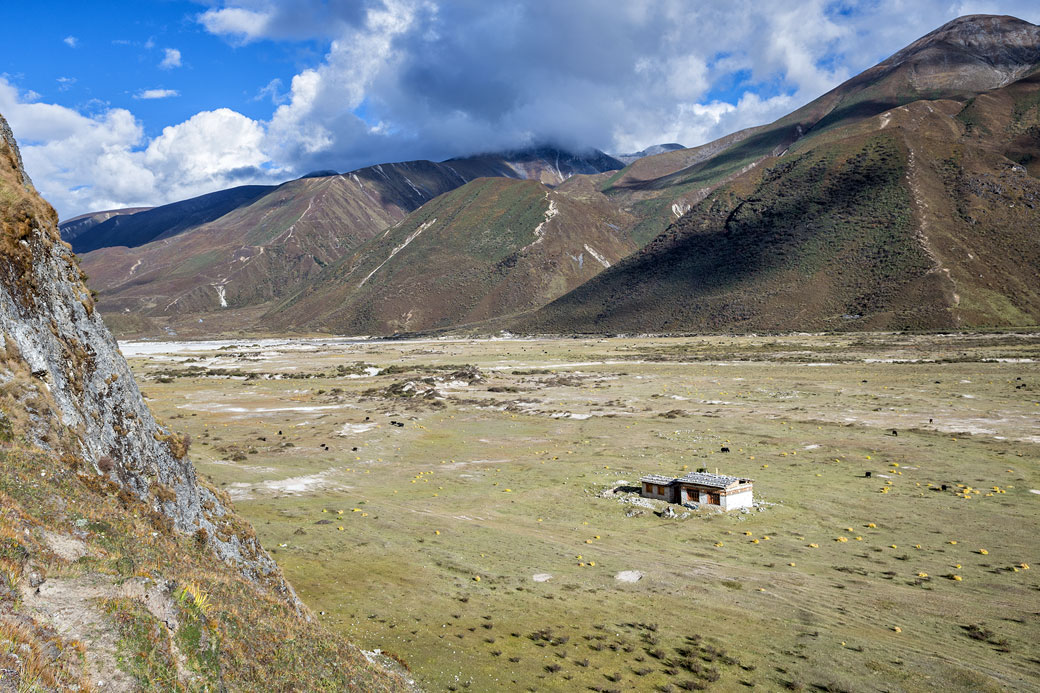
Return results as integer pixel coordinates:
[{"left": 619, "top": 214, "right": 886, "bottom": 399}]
[{"left": 5, "top": 0, "right": 1040, "bottom": 218}]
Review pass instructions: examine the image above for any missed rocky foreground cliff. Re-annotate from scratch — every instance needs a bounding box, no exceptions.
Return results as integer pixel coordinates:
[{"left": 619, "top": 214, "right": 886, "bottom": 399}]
[{"left": 0, "top": 113, "right": 410, "bottom": 691}]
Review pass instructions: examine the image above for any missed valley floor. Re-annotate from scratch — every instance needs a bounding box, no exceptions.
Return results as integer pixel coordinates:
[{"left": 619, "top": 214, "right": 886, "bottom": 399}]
[{"left": 122, "top": 332, "right": 1040, "bottom": 692}]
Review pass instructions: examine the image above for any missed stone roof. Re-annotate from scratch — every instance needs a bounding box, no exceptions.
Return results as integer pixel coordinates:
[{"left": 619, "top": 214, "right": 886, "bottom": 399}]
[
  {"left": 640, "top": 474, "right": 679, "bottom": 486},
  {"left": 640, "top": 472, "right": 753, "bottom": 489},
  {"left": 676, "top": 472, "right": 751, "bottom": 489}
]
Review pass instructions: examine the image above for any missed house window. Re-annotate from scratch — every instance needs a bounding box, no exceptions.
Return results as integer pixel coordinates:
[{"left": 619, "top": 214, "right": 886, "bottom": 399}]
[{"left": 656, "top": 485, "right": 666, "bottom": 495}]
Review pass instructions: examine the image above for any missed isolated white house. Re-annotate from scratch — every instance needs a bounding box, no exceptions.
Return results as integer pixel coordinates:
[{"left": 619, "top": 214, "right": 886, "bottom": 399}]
[{"left": 640, "top": 471, "right": 753, "bottom": 511}]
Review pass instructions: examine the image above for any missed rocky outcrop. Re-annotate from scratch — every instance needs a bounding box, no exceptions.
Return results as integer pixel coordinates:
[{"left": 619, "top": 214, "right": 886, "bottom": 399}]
[{"left": 0, "top": 113, "right": 292, "bottom": 596}]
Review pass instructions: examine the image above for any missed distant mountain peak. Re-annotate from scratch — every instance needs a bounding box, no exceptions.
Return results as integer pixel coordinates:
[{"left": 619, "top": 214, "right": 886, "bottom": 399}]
[
  {"left": 447, "top": 143, "right": 625, "bottom": 173},
  {"left": 299, "top": 169, "right": 340, "bottom": 179},
  {"left": 878, "top": 14, "right": 1040, "bottom": 90},
  {"left": 924, "top": 12, "right": 1037, "bottom": 37},
  {"left": 614, "top": 143, "right": 686, "bottom": 165}
]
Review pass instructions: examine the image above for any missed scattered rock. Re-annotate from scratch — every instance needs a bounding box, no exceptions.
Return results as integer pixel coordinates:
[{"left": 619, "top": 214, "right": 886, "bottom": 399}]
[
  {"left": 532, "top": 573, "right": 553, "bottom": 582},
  {"left": 615, "top": 570, "right": 644, "bottom": 582}
]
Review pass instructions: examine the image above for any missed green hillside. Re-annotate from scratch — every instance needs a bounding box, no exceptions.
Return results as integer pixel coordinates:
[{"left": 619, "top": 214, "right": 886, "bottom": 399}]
[{"left": 266, "top": 177, "right": 637, "bottom": 334}]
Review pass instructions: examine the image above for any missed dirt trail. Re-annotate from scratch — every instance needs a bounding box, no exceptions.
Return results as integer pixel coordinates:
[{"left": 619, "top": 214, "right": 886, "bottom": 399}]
[
  {"left": 905, "top": 139, "right": 960, "bottom": 307},
  {"left": 20, "top": 575, "right": 184, "bottom": 691}
]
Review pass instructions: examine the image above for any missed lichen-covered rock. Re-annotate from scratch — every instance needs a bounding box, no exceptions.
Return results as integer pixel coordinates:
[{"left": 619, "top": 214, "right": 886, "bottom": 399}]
[{"left": 0, "top": 113, "right": 294, "bottom": 600}]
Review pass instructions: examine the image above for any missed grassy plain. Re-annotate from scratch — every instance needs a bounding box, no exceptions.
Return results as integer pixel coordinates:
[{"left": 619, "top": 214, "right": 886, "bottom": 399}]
[{"left": 123, "top": 333, "right": 1040, "bottom": 692}]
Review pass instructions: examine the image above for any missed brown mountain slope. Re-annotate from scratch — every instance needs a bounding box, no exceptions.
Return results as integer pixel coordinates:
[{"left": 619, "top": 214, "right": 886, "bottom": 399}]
[
  {"left": 265, "top": 176, "right": 637, "bottom": 334},
  {"left": 514, "top": 60, "right": 1040, "bottom": 333},
  {"left": 596, "top": 14, "right": 1040, "bottom": 247},
  {"left": 0, "top": 112, "right": 409, "bottom": 689},
  {"left": 79, "top": 148, "right": 623, "bottom": 336}
]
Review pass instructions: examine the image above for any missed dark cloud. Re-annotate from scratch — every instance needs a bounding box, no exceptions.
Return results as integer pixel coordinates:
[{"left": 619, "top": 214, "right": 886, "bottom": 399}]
[{"left": 276, "top": 0, "right": 1037, "bottom": 173}]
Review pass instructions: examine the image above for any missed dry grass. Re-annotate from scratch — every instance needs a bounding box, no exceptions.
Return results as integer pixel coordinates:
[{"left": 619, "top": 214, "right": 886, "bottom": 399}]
[
  {"left": 0, "top": 618, "right": 91, "bottom": 692},
  {"left": 0, "top": 430, "right": 409, "bottom": 691},
  {"left": 124, "top": 332, "right": 1040, "bottom": 691}
]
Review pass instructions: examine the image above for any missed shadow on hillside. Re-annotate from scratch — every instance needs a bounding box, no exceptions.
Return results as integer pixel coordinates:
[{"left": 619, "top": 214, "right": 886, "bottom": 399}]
[
  {"left": 71, "top": 185, "right": 274, "bottom": 254},
  {"left": 535, "top": 137, "right": 912, "bottom": 331}
]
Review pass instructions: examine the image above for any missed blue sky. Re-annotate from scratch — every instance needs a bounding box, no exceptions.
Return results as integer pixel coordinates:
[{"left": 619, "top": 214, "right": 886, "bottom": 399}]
[
  {"left": 2, "top": 1, "right": 318, "bottom": 134},
  {"left": 1, "top": 0, "right": 1039, "bottom": 219}
]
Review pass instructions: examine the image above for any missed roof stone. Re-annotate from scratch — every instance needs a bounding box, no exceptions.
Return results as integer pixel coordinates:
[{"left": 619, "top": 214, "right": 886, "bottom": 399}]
[
  {"left": 676, "top": 472, "right": 750, "bottom": 488},
  {"left": 640, "top": 472, "right": 753, "bottom": 489},
  {"left": 640, "top": 474, "right": 678, "bottom": 485}
]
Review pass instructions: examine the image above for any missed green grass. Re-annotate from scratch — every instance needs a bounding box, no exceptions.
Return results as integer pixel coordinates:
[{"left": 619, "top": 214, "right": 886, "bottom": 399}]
[
  {"left": 104, "top": 597, "right": 181, "bottom": 691},
  {"left": 415, "top": 178, "right": 550, "bottom": 263},
  {"left": 958, "top": 288, "right": 1036, "bottom": 327},
  {"left": 128, "top": 333, "right": 1040, "bottom": 692}
]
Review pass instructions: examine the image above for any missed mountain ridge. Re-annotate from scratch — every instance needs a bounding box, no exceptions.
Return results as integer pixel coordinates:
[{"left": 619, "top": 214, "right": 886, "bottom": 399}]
[
  {"left": 264, "top": 175, "right": 638, "bottom": 334},
  {"left": 64, "top": 145, "right": 624, "bottom": 255},
  {"left": 74, "top": 146, "right": 626, "bottom": 336},
  {"left": 511, "top": 15, "right": 1040, "bottom": 334}
]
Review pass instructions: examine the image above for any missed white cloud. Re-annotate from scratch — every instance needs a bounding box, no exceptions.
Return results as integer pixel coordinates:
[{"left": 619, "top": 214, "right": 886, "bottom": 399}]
[
  {"left": 198, "top": 7, "right": 271, "bottom": 43},
  {"left": 160, "top": 48, "right": 182, "bottom": 69},
  {"left": 196, "top": 0, "right": 372, "bottom": 43},
  {"left": 143, "top": 109, "right": 271, "bottom": 196},
  {"left": 263, "top": 0, "right": 423, "bottom": 168},
  {"left": 63, "top": 36, "right": 78, "bottom": 48},
  {"left": 254, "top": 78, "right": 287, "bottom": 104},
  {"left": 0, "top": 78, "right": 283, "bottom": 219},
  {"left": 135, "top": 89, "right": 180, "bottom": 100}
]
